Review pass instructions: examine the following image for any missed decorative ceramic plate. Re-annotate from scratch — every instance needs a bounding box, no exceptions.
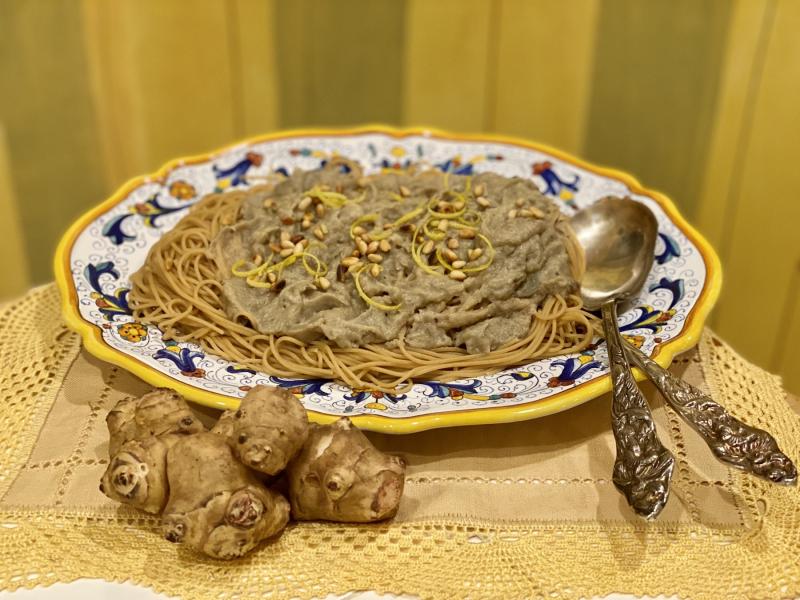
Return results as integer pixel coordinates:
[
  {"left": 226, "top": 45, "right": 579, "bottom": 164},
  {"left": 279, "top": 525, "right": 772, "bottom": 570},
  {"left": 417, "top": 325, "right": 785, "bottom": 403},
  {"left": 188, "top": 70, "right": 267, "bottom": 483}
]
[{"left": 55, "top": 126, "right": 721, "bottom": 433}]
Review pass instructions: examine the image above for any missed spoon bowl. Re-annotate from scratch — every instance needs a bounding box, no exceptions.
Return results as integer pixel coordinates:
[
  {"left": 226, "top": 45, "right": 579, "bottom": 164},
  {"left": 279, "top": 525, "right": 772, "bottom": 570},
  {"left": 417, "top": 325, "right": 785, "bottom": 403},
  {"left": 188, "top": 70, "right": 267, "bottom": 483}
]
[{"left": 571, "top": 197, "right": 658, "bottom": 310}]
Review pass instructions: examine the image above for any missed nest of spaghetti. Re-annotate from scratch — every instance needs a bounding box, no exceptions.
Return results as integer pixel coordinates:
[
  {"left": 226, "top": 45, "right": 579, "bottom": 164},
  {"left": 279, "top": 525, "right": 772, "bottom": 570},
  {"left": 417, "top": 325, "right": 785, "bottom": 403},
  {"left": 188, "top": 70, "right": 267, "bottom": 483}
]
[{"left": 129, "top": 157, "right": 598, "bottom": 393}]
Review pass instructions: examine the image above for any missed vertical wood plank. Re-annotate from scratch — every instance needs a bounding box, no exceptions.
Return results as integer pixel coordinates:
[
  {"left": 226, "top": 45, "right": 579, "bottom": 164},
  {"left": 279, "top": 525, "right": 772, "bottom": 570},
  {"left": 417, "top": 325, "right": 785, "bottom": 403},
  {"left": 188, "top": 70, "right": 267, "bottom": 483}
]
[
  {"left": 776, "top": 266, "right": 800, "bottom": 394},
  {"left": 0, "top": 123, "right": 29, "bottom": 300},
  {"left": 403, "top": 0, "right": 492, "bottom": 131},
  {"left": 694, "top": 0, "right": 773, "bottom": 251},
  {"left": 228, "top": 0, "right": 280, "bottom": 137},
  {"left": 82, "top": 0, "right": 238, "bottom": 186},
  {"left": 492, "top": 0, "right": 600, "bottom": 155},
  {"left": 0, "top": 1, "right": 109, "bottom": 283},
  {"left": 712, "top": 0, "right": 800, "bottom": 369},
  {"left": 583, "top": 0, "right": 732, "bottom": 218},
  {"left": 275, "top": 0, "right": 404, "bottom": 128}
]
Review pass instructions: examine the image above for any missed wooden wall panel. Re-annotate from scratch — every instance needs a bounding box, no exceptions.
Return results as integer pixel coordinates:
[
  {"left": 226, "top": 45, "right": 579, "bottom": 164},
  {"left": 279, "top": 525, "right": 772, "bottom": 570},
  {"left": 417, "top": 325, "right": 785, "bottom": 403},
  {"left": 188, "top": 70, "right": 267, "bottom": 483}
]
[
  {"left": 0, "top": 1, "right": 109, "bottom": 283},
  {"left": 712, "top": 0, "right": 800, "bottom": 371},
  {"left": 403, "top": 0, "right": 493, "bottom": 131},
  {"left": 492, "top": 0, "right": 600, "bottom": 155},
  {"left": 229, "top": 0, "right": 280, "bottom": 137},
  {"left": 776, "top": 268, "right": 800, "bottom": 394},
  {"left": 82, "top": 0, "right": 238, "bottom": 187},
  {"left": 695, "top": 0, "right": 774, "bottom": 251},
  {"left": 0, "top": 123, "right": 29, "bottom": 300},
  {"left": 275, "top": 0, "right": 404, "bottom": 128},
  {"left": 583, "top": 0, "right": 732, "bottom": 218}
]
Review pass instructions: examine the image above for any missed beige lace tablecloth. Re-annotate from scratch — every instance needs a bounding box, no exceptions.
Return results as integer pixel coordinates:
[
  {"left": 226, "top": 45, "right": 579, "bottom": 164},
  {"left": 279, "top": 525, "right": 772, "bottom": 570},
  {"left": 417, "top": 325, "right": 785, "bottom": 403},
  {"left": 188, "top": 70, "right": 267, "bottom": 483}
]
[{"left": 1, "top": 285, "right": 798, "bottom": 599}]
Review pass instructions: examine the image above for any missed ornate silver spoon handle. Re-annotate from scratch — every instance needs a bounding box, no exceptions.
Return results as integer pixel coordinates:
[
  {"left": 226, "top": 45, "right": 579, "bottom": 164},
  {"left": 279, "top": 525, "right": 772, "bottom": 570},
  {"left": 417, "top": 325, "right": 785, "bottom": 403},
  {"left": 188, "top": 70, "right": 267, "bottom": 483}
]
[
  {"left": 602, "top": 302, "right": 675, "bottom": 519},
  {"left": 624, "top": 342, "right": 797, "bottom": 486}
]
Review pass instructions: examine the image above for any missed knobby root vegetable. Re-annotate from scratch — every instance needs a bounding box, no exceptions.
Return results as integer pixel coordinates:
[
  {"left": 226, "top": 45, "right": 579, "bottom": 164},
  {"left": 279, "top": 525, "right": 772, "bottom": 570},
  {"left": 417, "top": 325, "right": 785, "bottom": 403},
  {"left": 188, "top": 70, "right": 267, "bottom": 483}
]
[
  {"left": 287, "top": 417, "right": 406, "bottom": 522},
  {"left": 100, "top": 389, "right": 205, "bottom": 513},
  {"left": 162, "top": 433, "right": 290, "bottom": 559},
  {"left": 100, "top": 433, "right": 180, "bottom": 513},
  {"left": 212, "top": 385, "right": 309, "bottom": 475},
  {"left": 100, "top": 386, "right": 408, "bottom": 559},
  {"left": 106, "top": 388, "right": 204, "bottom": 455}
]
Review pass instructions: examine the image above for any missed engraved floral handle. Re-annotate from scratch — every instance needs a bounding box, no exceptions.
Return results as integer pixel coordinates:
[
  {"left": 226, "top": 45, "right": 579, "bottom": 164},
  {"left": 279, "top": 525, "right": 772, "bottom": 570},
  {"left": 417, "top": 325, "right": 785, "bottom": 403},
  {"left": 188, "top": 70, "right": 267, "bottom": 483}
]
[
  {"left": 624, "top": 342, "right": 798, "bottom": 486},
  {"left": 602, "top": 302, "right": 675, "bottom": 519}
]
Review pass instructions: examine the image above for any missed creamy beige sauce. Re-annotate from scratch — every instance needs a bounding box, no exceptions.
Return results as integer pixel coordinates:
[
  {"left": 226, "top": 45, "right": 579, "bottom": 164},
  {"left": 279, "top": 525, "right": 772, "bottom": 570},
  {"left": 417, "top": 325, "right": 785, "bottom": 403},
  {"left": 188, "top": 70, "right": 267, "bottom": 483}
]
[{"left": 211, "top": 165, "right": 577, "bottom": 353}]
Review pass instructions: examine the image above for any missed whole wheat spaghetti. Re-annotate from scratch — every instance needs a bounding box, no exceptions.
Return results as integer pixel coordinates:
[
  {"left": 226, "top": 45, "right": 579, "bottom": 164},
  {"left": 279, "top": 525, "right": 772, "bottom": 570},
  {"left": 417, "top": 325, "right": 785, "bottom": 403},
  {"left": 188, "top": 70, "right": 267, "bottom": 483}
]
[{"left": 130, "top": 161, "right": 597, "bottom": 392}]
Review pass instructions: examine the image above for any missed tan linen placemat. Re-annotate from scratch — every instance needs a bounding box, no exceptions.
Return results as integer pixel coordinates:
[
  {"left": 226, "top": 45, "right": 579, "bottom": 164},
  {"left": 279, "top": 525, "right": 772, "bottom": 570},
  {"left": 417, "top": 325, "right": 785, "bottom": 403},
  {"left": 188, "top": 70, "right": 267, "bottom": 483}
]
[{"left": 0, "top": 285, "right": 798, "bottom": 599}]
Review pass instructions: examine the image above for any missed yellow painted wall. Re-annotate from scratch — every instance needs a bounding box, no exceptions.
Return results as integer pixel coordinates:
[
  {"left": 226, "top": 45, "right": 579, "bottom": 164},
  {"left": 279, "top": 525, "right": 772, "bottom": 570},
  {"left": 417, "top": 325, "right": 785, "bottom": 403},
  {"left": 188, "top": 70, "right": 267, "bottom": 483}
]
[{"left": 0, "top": 0, "right": 797, "bottom": 392}]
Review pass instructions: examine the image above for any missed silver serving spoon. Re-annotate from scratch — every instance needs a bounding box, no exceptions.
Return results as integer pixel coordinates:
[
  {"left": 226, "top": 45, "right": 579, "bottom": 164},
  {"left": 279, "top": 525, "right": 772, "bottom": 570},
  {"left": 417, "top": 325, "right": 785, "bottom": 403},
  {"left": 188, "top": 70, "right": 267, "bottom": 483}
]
[{"left": 571, "top": 197, "right": 675, "bottom": 519}]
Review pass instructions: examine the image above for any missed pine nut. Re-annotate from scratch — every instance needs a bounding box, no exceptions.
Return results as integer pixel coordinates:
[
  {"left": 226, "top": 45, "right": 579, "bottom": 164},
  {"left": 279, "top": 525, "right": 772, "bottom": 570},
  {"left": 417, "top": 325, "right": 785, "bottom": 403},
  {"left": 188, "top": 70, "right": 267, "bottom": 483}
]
[
  {"left": 317, "top": 276, "right": 331, "bottom": 291},
  {"left": 422, "top": 240, "right": 435, "bottom": 255},
  {"left": 341, "top": 256, "right": 360, "bottom": 267},
  {"left": 449, "top": 270, "right": 466, "bottom": 281},
  {"left": 379, "top": 239, "right": 391, "bottom": 252},
  {"left": 473, "top": 183, "right": 485, "bottom": 197},
  {"left": 313, "top": 226, "right": 325, "bottom": 240},
  {"left": 399, "top": 185, "right": 411, "bottom": 197},
  {"left": 452, "top": 260, "right": 466, "bottom": 269},
  {"left": 476, "top": 196, "right": 490, "bottom": 208},
  {"left": 367, "top": 253, "right": 383, "bottom": 263},
  {"left": 298, "top": 196, "right": 312, "bottom": 211},
  {"left": 447, "top": 238, "right": 459, "bottom": 250}
]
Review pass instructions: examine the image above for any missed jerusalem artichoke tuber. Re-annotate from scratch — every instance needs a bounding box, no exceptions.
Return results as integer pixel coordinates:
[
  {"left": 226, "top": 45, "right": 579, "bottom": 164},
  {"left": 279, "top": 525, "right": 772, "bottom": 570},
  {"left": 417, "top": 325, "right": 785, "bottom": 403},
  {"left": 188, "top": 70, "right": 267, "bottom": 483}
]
[
  {"left": 161, "top": 432, "right": 290, "bottom": 559},
  {"left": 212, "top": 385, "right": 308, "bottom": 475},
  {"left": 100, "top": 389, "right": 205, "bottom": 513},
  {"left": 100, "top": 385, "right": 409, "bottom": 559},
  {"left": 106, "top": 388, "right": 204, "bottom": 455},
  {"left": 287, "top": 417, "right": 406, "bottom": 522},
  {"left": 100, "top": 433, "right": 179, "bottom": 513}
]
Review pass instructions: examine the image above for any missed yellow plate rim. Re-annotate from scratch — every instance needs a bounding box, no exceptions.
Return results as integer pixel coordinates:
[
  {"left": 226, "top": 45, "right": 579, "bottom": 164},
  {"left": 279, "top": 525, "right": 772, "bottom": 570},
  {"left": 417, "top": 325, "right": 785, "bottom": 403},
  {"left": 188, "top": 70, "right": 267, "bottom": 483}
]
[{"left": 54, "top": 125, "right": 722, "bottom": 434}]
